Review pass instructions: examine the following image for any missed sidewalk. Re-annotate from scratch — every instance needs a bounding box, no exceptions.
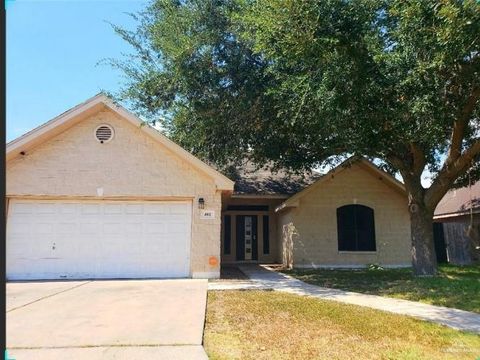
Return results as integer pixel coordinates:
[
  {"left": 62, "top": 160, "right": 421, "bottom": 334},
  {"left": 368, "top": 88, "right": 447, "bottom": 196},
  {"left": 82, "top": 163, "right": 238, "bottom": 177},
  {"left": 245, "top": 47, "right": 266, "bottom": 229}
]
[{"left": 233, "top": 264, "right": 480, "bottom": 334}]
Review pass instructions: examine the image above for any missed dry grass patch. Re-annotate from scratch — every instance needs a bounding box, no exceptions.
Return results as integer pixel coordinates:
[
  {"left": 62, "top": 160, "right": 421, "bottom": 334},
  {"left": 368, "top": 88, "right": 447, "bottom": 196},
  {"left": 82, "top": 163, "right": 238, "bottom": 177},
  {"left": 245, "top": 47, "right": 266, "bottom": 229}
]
[{"left": 204, "top": 290, "right": 480, "bottom": 360}]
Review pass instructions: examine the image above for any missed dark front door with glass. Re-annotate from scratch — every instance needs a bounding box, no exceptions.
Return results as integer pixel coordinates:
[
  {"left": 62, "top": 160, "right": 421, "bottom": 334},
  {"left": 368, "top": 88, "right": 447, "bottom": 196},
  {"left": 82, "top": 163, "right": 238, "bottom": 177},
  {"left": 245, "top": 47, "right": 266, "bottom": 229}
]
[{"left": 236, "top": 215, "right": 258, "bottom": 261}]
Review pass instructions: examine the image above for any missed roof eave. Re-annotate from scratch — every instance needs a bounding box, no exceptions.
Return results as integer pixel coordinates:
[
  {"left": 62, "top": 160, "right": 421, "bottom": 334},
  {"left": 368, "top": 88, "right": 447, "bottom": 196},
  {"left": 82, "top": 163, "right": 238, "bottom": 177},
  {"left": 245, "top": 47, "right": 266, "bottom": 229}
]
[
  {"left": 6, "top": 94, "right": 235, "bottom": 191},
  {"left": 274, "top": 156, "right": 406, "bottom": 212},
  {"left": 434, "top": 208, "right": 480, "bottom": 220},
  {"left": 275, "top": 200, "right": 299, "bottom": 213},
  {"left": 231, "top": 193, "right": 290, "bottom": 199},
  {"left": 7, "top": 94, "right": 106, "bottom": 161}
]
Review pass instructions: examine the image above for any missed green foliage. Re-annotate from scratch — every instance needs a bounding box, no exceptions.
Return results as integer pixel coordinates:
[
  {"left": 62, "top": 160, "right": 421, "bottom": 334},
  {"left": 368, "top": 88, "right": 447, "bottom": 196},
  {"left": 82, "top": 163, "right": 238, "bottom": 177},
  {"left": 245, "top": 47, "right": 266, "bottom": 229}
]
[
  {"left": 368, "top": 263, "right": 385, "bottom": 271},
  {"left": 107, "top": 0, "right": 480, "bottom": 184},
  {"left": 104, "top": 0, "right": 273, "bottom": 167},
  {"left": 239, "top": 0, "right": 480, "bottom": 176}
]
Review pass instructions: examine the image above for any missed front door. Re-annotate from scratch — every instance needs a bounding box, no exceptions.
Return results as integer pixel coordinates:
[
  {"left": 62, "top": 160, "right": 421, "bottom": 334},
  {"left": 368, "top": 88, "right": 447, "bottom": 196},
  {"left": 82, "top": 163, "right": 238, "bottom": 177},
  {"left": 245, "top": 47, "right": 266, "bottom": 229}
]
[{"left": 236, "top": 215, "right": 258, "bottom": 261}]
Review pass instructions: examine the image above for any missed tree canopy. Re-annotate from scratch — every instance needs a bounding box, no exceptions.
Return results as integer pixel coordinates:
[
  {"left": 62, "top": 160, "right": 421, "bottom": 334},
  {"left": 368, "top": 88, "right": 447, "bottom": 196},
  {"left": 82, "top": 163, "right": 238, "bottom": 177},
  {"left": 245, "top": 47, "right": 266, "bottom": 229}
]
[{"left": 107, "top": 0, "right": 480, "bottom": 275}]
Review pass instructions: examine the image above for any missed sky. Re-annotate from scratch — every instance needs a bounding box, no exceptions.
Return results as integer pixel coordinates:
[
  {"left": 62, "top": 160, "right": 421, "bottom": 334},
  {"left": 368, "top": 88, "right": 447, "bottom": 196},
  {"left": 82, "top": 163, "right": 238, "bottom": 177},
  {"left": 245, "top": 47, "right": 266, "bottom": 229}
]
[
  {"left": 6, "top": 0, "right": 434, "bottom": 186},
  {"left": 6, "top": 0, "right": 149, "bottom": 142}
]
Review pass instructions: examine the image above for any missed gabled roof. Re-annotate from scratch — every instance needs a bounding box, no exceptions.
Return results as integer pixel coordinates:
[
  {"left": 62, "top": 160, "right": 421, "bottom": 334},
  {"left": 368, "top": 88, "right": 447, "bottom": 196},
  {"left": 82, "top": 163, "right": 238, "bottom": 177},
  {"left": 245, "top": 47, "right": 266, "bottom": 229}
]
[
  {"left": 6, "top": 93, "right": 234, "bottom": 191},
  {"left": 224, "top": 160, "right": 321, "bottom": 196},
  {"left": 275, "top": 157, "right": 406, "bottom": 212},
  {"left": 434, "top": 181, "right": 480, "bottom": 219}
]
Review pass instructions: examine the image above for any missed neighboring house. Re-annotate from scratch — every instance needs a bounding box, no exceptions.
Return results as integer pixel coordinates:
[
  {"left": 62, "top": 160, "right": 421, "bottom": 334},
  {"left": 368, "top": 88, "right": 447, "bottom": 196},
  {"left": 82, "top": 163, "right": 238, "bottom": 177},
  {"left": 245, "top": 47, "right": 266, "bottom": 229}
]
[
  {"left": 434, "top": 181, "right": 480, "bottom": 265},
  {"left": 6, "top": 95, "right": 412, "bottom": 280}
]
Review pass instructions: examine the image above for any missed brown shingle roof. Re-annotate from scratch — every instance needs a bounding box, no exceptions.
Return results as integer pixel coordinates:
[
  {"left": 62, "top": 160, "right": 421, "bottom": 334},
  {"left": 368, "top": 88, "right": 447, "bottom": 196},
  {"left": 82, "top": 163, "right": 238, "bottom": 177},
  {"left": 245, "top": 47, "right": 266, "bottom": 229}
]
[
  {"left": 434, "top": 181, "right": 480, "bottom": 218},
  {"left": 224, "top": 161, "right": 321, "bottom": 196}
]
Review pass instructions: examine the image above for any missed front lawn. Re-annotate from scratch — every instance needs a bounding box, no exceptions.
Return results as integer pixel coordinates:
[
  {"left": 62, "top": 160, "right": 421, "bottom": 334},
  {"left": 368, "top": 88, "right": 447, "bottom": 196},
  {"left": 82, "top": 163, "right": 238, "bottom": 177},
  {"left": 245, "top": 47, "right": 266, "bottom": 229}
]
[
  {"left": 282, "top": 264, "right": 480, "bottom": 313},
  {"left": 204, "top": 291, "right": 480, "bottom": 360}
]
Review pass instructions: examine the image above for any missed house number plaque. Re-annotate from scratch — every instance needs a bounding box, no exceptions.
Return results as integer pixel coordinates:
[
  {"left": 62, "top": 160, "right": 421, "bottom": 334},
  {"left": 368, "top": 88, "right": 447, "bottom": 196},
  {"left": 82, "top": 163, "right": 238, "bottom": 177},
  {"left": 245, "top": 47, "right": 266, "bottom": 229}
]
[{"left": 200, "top": 210, "right": 215, "bottom": 219}]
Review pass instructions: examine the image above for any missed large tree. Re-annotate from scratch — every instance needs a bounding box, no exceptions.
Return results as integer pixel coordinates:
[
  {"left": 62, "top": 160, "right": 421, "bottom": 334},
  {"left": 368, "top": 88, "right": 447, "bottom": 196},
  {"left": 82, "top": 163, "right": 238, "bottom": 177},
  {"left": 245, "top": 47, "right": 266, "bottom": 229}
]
[{"left": 107, "top": 0, "right": 480, "bottom": 275}]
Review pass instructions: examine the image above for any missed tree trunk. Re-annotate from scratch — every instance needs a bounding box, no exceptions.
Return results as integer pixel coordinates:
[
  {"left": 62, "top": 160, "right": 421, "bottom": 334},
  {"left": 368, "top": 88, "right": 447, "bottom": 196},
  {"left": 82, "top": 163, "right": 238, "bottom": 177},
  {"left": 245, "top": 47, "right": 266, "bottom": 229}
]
[{"left": 410, "top": 206, "right": 438, "bottom": 276}]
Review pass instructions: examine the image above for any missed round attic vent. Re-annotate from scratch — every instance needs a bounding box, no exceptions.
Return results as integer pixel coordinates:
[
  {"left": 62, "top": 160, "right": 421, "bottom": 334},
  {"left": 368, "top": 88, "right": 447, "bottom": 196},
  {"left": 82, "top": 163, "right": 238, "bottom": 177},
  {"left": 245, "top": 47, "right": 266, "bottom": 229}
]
[{"left": 95, "top": 124, "right": 114, "bottom": 143}]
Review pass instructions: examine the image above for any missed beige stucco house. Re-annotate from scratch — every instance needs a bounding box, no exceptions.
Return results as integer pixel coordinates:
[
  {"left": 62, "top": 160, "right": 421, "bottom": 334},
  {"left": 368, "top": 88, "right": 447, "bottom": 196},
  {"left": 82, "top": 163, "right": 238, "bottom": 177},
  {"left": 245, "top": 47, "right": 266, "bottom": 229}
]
[
  {"left": 6, "top": 94, "right": 412, "bottom": 280},
  {"left": 223, "top": 157, "right": 411, "bottom": 269}
]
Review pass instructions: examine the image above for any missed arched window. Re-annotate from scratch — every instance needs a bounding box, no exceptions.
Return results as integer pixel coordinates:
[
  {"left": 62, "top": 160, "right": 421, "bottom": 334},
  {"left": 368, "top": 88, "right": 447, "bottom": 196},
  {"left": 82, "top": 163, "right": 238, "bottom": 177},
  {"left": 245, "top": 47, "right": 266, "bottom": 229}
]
[{"left": 337, "top": 204, "right": 376, "bottom": 251}]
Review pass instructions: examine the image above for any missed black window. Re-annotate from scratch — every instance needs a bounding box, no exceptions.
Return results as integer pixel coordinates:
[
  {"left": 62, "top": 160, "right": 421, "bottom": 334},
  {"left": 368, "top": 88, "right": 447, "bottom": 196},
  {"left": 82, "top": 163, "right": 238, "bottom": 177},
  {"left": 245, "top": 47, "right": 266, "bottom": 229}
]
[
  {"left": 263, "top": 215, "right": 270, "bottom": 255},
  {"left": 337, "top": 205, "right": 376, "bottom": 251},
  {"left": 224, "top": 215, "right": 231, "bottom": 255}
]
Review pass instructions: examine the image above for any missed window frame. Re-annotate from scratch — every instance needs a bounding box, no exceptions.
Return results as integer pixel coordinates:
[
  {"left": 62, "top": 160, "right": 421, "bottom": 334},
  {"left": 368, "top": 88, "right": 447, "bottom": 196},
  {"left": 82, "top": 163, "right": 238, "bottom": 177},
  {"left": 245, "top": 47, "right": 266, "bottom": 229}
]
[
  {"left": 336, "top": 204, "right": 376, "bottom": 252},
  {"left": 262, "top": 215, "right": 270, "bottom": 255},
  {"left": 223, "top": 215, "right": 232, "bottom": 255}
]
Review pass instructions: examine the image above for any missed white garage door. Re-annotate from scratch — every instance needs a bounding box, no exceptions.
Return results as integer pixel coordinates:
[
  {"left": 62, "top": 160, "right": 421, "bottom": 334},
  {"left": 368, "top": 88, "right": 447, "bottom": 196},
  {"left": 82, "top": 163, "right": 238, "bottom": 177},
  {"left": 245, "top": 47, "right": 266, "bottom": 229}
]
[{"left": 7, "top": 200, "right": 192, "bottom": 280}]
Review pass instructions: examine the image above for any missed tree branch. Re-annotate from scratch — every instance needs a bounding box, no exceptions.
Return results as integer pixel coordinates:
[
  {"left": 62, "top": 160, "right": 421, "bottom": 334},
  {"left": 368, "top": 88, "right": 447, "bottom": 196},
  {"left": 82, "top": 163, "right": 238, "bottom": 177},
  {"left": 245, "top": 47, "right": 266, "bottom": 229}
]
[
  {"left": 426, "top": 139, "right": 480, "bottom": 209},
  {"left": 447, "top": 86, "right": 480, "bottom": 164},
  {"left": 410, "top": 142, "right": 426, "bottom": 177},
  {"left": 386, "top": 152, "right": 425, "bottom": 205},
  {"left": 386, "top": 154, "right": 406, "bottom": 172}
]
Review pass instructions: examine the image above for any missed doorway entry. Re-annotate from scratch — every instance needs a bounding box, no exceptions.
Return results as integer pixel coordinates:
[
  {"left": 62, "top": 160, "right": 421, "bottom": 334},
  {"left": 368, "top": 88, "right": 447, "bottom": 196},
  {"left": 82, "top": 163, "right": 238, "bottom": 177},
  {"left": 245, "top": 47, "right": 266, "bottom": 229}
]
[{"left": 236, "top": 215, "right": 258, "bottom": 261}]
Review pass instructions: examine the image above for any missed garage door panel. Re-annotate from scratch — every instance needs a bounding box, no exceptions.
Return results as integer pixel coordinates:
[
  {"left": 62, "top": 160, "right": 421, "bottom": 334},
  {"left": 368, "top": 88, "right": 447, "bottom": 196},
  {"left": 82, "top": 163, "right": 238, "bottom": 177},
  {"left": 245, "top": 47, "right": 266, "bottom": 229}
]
[
  {"left": 167, "top": 223, "right": 189, "bottom": 234},
  {"left": 125, "top": 204, "right": 143, "bottom": 214},
  {"left": 59, "top": 203, "right": 78, "bottom": 214},
  {"left": 125, "top": 222, "right": 143, "bottom": 234},
  {"left": 7, "top": 200, "right": 192, "bottom": 280},
  {"left": 81, "top": 204, "right": 100, "bottom": 214},
  {"left": 104, "top": 203, "right": 123, "bottom": 214},
  {"left": 170, "top": 204, "right": 188, "bottom": 214},
  {"left": 9, "top": 202, "right": 34, "bottom": 214},
  {"left": 34, "top": 223, "right": 55, "bottom": 234},
  {"left": 146, "top": 204, "right": 169, "bottom": 214},
  {"left": 103, "top": 222, "right": 124, "bottom": 235},
  {"left": 80, "top": 222, "right": 101, "bottom": 234},
  {"left": 146, "top": 222, "right": 167, "bottom": 234},
  {"left": 8, "top": 221, "right": 30, "bottom": 235},
  {"left": 36, "top": 203, "right": 57, "bottom": 214},
  {"left": 56, "top": 223, "right": 78, "bottom": 234}
]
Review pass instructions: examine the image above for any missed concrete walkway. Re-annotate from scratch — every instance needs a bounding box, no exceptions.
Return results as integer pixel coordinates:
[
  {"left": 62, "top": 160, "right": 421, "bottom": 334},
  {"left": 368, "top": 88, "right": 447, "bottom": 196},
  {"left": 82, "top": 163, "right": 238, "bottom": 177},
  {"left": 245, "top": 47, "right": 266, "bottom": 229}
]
[
  {"left": 231, "top": 264, "right": 480, "bottom": 334},
  {"left": 208, "top": 280, "right": 271, "bottom": 291}
]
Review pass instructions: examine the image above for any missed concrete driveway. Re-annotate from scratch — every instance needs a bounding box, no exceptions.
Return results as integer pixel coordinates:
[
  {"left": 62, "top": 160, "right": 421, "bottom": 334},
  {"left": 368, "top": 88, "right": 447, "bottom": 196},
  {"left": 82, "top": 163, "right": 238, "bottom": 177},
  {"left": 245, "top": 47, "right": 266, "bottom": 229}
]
[{"left": 7, "top": 279, "right": 209, "bottom": 359}]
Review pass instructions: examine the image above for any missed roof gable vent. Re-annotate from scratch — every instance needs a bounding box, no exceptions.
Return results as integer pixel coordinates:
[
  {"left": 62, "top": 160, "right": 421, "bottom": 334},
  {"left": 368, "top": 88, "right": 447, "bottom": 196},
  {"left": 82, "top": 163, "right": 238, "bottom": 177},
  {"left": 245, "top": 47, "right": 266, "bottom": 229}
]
[{"left": 95, "top": 124, "right": 114, "bottom": 143}]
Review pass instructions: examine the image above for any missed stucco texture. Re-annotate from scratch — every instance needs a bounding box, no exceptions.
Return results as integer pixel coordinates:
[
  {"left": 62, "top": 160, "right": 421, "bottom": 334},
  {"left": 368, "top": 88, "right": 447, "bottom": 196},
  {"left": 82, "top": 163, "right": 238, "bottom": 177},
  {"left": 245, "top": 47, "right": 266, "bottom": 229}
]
[
  {"left": 7, "top": 109, "right": 222, "bottom": 278},
  {"left": 278, "top": 163, "right": 412, "bottom": 268}
]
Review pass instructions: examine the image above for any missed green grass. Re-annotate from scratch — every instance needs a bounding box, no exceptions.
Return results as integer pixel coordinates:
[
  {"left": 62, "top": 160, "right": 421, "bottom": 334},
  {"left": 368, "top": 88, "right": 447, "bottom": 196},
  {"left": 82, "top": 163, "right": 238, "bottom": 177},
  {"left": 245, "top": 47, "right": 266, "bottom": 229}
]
[
  {"left": 204, "top": 290, "right": 480, "bottom": 360},
  {"left": 282, "top": 264, "right": 480, "bottom": 313}
]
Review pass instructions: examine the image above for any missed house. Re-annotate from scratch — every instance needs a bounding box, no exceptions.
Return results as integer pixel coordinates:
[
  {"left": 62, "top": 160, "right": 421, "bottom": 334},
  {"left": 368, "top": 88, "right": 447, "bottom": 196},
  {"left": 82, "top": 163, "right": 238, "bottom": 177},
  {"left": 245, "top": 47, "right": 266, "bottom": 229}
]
[
  {"left": 6, "top": 94, "right": 234, "bottom": 280},
  {"left": 6, "top": 94, "right": 412, "bottom": 280},
  {"left": 222, "top": 157, "right": 411, "bottom": 269},
  {"left": 434, "top": 181, "right": 480, "bottom": 265}
]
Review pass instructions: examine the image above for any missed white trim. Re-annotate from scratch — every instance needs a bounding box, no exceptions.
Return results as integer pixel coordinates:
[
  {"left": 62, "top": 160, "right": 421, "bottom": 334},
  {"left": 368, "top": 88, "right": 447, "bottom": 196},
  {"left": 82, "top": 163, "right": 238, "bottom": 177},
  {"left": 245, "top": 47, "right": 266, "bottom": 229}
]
[
  {"left": 6, "top": 94, "right": 234, "bottom": 191},
  {"left": 192, "top": 271, "right": 220, "bottom": 279},
  {"left": 275, "top": 200, "right": 299, "bottom": 212},
  {"left": 275, "top": 157, "right": 406, "bottom": 212},
  {"left": 433, "top": 209, "right": 480, "bottom": 220},
  {"left": 293, "top": 263, "right": 412, "bottom": 269},
  {"left": 107, "top": 98, "right": 234, "bottom": 190},
  {"left": 6, "top": 195, "right": 195, "bottom": 201},
  {"left": 7, "top": 93, "right": 106, "bottom": 151}
]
